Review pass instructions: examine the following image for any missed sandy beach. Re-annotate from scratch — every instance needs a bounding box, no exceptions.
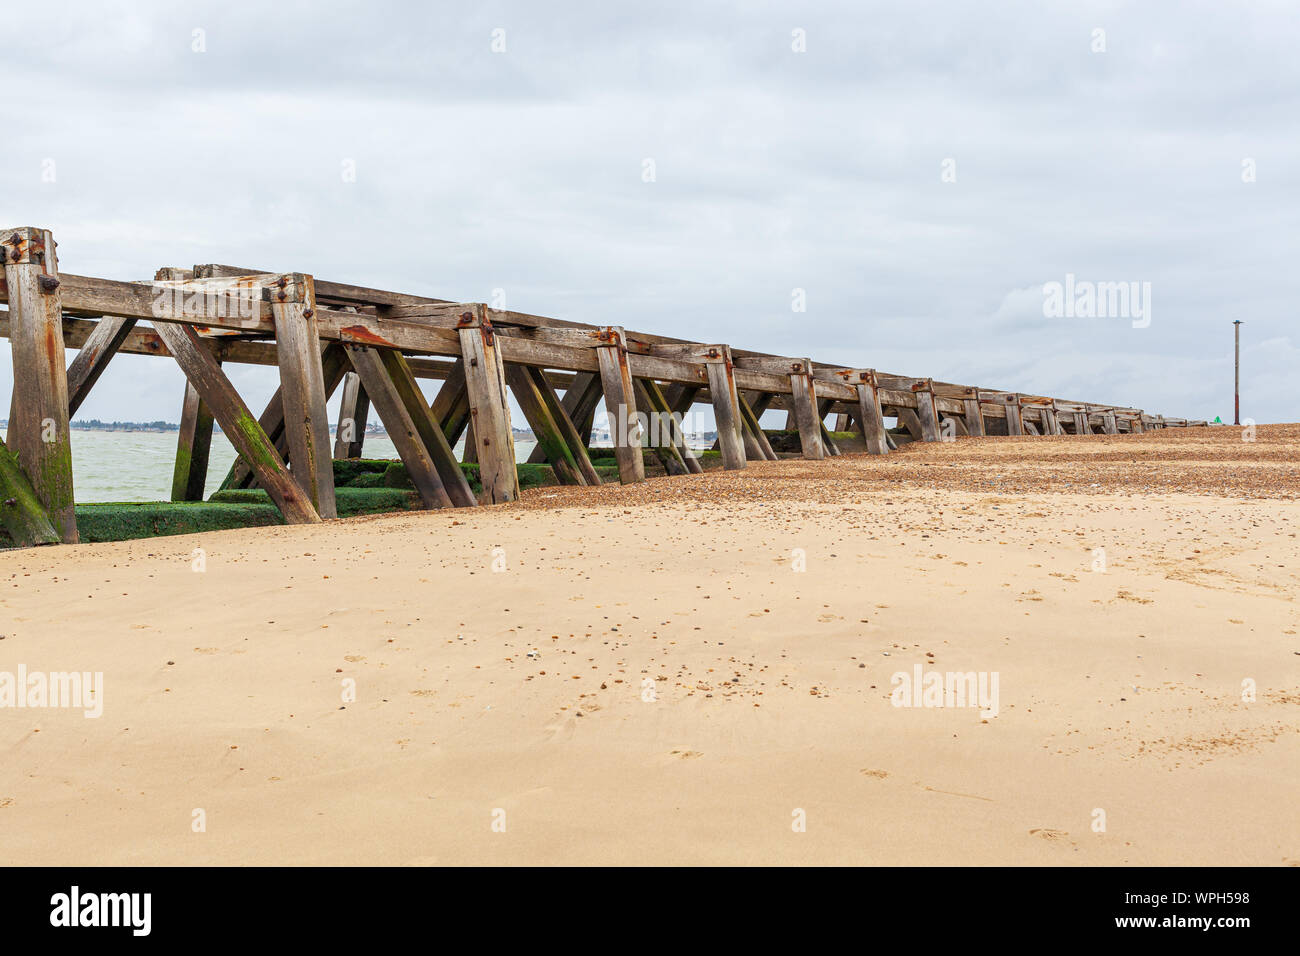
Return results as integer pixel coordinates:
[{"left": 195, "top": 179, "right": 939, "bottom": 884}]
[{"left": 2, "top": 426, "right": 1297, "bottom": 866}]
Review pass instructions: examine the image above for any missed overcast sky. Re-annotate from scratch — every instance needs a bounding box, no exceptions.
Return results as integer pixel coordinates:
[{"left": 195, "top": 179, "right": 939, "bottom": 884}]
[{"left": 2, "top": 0, "right": 1296, "bottom": 426}]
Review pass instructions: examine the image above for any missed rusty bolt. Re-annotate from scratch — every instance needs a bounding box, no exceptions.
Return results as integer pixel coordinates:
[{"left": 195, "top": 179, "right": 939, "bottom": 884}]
[
  {"left": 303, "top": 308, "right": 314, "bottom": 319},
  {"left": 38, "top": 275, "right": 60, "bottom": 293}
]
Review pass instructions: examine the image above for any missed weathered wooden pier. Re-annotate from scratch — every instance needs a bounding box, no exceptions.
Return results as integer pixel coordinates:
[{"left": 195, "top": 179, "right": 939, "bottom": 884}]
[{"left": 0, "top": 227, "right": 1209, "bottom": 547}]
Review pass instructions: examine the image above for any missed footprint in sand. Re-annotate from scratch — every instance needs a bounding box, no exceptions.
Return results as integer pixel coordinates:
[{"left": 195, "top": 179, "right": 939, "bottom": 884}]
[{"left": 860, "top": 769, "right": 889, "bottom": 779}]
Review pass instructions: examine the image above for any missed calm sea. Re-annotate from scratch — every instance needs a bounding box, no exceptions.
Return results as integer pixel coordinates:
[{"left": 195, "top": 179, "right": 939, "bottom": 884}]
[{"left": 42, "top": 430, "right": 539, "bottom": 503}]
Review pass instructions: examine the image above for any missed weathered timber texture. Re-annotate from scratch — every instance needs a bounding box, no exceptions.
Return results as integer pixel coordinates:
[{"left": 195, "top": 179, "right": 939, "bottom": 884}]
[
  {"left": 150, "top": 320, "right": 321, "bottom": 524},
  {"left": 1, "top": 228, "right": 77, "bottom": 542},
  {"left": 458, "top": 313, "right": 520, "bottom": 503}
]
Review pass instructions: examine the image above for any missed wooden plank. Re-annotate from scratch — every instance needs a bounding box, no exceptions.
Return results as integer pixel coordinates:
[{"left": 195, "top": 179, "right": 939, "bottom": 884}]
[
  {"left": 150, "top": 320, "right": 320, "bottom": 524},
  {"left": 269, "top": 276, "right": 336, "bottom": 519},
  {"left": 332, "top": 372, "right": 370, "bottom": 458},
  {"left": 0, "top": 435, "right": 59, "bottom": 547},
  {"left": 506, "top": 362, "right": 587, "bottom": 485},
  {"left": 66, "top": 316, "right": 137, "bottom": 417},
  {"left": 788, "top": 360, "right": 824, "bottom": 460},
  {"left": 594, "top": 328, "right": 646, "bottom": 484},
  {"left": 374, "top": 347, "right": 476, "bottom": 508},
  {"left": 530, "top": 366, "right": 602, "bottom": 484},
  {"left": 458, "top": 310, "right": 520, "bottom": 503},
  {"left": 344, "top": 345, "right": 455, "bottom": 510},
  {"left": 170, "top": 370, "right": 217, "bottom": 502},
  {"left": 1, "top": 228, "right": 77, "bottom": 542}
]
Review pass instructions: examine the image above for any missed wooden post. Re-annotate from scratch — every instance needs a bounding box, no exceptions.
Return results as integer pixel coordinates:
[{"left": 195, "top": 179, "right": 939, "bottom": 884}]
[
  {"left": 506, "top": 363, "right": 587, "bottom": 485},
  {"left": 1, "top": 228, "right": 76, "bottom": 542},
  {"left": 700, "top": 346, "right": 746, "bottom": 470},
  {"left": 963, "top": 397, "right": 985, "bottom": 437},
  {"left": 333, "top": 372, "right": 370, "bottom": 459},
  {"left": 269, "top": 274, "right": 336, "bottom": 519},
  {"left": 66, "top": 316, "right": 137, "bottom": 417},
  {"left": 171, "top": 351, "right": 219, "bottom": 502},
  {"left": 913, "top": 379, "right": 941, "bottom": 442},
  {"left": 457, "top": 305, "right": 520, "bottom": 503},
  {"left": 150, "top": 320, "right": 320, "bottom": 524},
  {"left": 1005, "top": 396, "right": 1025, "bottom": 436},
  {"left": 832, "top": 369, "right": 888, "bottom": 455},
  {"left": 1132, "top": 411, "right": 1146, "bottom": 434},
  {"left": 788, "top": 359, "right": 824, "bottom": 460},
  {"left": 1102, "top": 408, "right": 1119, "bottom": 435},
  {"left": 593, "top": 326, "right": 646, "bottom": 485},
  {"left": 345, "top": 345, "right": 456, "bottom": 510},
  {"left": 0, "top": 436, "right": 59, "bottom": 547},
  {"left": 1073, "top": 411, "right": 1089, "bottom": 435},
  {"left": 1041, "top": 405, "right": 1059, "bottom": 436}
]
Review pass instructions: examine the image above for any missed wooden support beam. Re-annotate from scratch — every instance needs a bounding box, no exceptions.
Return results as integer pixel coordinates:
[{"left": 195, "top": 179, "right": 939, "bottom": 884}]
[
  {"left": 332, "top": 372, "right": 370, "bottom": 459},
  {"left": 1, "top": 228, "right": 76, "bottom": 542},
  {"left": 640, "top": 376, "right": 702, "bottom": 474},
  {"left": 170, "top": 362, "right": 218, "bottom": 502},
  {"left": 815, "top": 398, "right": 841, "bottom": 456},
  {"left": 150, "top": 320, "right": 320, "bottom": 524},
  {"left": 529, "top": 366, "right": 601, "bottom": 484},
  {"left": 66, "top": 316, "right": 137, "bottom": 417},
  {"left": 633, "top": 379, "right": 691, "bottom": 476},
  {"left": 457, "top": 306, "right": 520, "bottom": 503},
  {"left": 344, "top": 345, "right": 456, "bottom": 510},
  {"left": 1102, "top": 408, "right": 1119, "bottom": 435},
  {"left": 737, "top": 391, "right": 778, "bottom": 461},
  {"left": 528, "top": 371, "right": 602, "bottom": 465},
  {"left": 788, "top": 359, "right": 824, "bottom": 460},
  {"left": 506, "top": 362, "right": 587, "bottom": 485},
  {"left": 913, "top": 380, "right": 941, "bottom": 442},
  {"left": 0, "top": 435, "right": 60, "bottom": 547},
  {"left": 593, "top": 327, "right": 646, "bottom": 484},
  {"left": 375, "top": 347, "right": 476, "bottom": 507},
  {"left": 430, "top": 358, "right": 470, "bottom": 445},
  {"left": 699, "top": 347, "right": 746, "bottom": 470},
  {"left": 268, "top": 275, "right": 336, "bottom": 519},
  {"left": 963, "top": 398, "right": 986, "bottom": 437},
  {"left": 222, "top": 343, "right": 349, "bottom": 491}
]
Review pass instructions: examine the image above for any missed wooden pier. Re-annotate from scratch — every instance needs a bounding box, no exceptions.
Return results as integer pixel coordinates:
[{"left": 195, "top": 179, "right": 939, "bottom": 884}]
[{"left": 0, "top": 227, "right": 1210, "bottom": 547}]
